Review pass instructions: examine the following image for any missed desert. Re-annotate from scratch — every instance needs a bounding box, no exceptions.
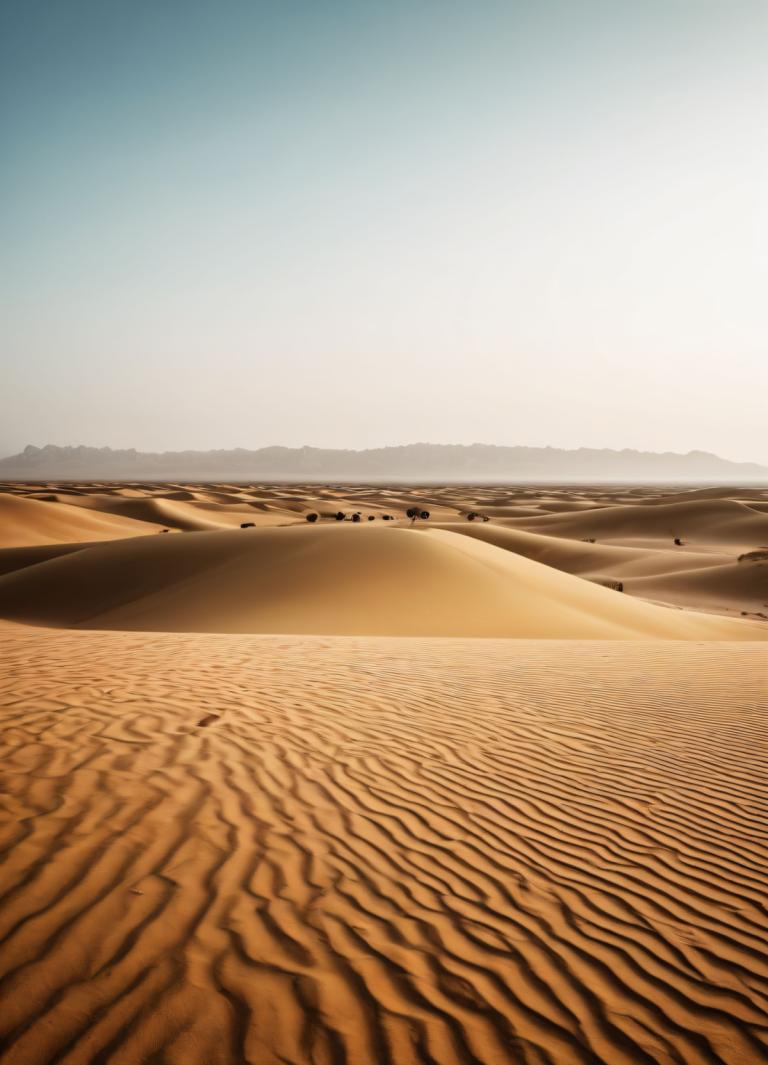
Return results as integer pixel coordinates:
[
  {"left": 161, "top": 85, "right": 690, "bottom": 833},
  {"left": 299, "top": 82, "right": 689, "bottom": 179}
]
[
  {"left": 6, "top": 1, "right": 768, "bottom": 1060},
  {"left": 0, "top": 481, "right": 766, "bottom": 1064}
]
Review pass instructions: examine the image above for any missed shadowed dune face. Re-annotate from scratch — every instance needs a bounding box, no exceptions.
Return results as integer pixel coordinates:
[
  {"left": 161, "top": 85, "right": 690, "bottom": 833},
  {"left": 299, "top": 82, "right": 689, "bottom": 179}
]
[
  {"left": 0, "top": 524, "right": 765, "bottom": 639},
  {"left": 0, "top": 631, "right": 767, "bottom": 1065}
]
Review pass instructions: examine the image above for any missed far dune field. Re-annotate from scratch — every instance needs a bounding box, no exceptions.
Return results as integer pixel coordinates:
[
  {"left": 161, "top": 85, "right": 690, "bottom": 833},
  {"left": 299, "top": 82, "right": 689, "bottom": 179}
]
[{"left": 0, "top": 481, "right": 766, "bottom": 1064}]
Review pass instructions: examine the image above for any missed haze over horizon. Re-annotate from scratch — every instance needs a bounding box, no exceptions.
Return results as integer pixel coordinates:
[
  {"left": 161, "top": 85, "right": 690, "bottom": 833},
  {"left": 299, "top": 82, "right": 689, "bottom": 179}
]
[{"left": 3, "top": 1, "right": 767, "bottom": 464}]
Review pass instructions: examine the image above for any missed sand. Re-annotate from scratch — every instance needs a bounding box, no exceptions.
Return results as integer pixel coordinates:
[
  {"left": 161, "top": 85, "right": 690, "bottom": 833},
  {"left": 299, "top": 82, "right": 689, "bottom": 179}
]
[
  {"left": 0, "top": 493, "right": 158, "bottom": 548},
  {"left": 0, "top": 481, "right": 766, "bottom": 1064},
  {"left": 2, "top": 480, "right": 767, "bottom": 622},
  {"left": 0, "top": 631, "right": 766, "bottom": 1065},
  {"left": 0, "top": 524, "right": 764, "bottom": 639},
  {"left": 1, "top": 481, "right": 768, "bottom": 630}
]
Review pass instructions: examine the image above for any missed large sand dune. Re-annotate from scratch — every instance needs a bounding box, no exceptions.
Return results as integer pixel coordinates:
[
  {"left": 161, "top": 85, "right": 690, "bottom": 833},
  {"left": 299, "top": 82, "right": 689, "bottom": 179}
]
[
  {"left": 0, "top": 524, "right": 764, "bottom": 639},
  {"left": 2, "top": 480, "right": 767, "bottom": 621},
  {"left": 0, "top": 492, "right": 156, "bottom": 547},
  {"left": 0, "top": 630, "right": 766, "bottom": 1065}
]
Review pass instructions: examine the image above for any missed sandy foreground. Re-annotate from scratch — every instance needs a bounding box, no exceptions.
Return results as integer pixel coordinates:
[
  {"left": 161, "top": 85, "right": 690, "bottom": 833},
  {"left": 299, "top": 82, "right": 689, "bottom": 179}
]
[
  {"left": 0, "top": 483, "right": 766, "bottom": 1063},
  {"left": 0, "top": 632, "right": 765, "bottom": 1065}
]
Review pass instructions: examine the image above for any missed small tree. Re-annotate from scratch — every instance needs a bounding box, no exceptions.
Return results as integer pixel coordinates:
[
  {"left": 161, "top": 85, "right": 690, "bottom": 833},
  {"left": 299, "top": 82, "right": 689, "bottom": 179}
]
[
  {"left": 335, "top": 511, "right": 345, "bottom": 521},
  {"left": 306, "top": 513, "right": 319, "bottom": 523}
]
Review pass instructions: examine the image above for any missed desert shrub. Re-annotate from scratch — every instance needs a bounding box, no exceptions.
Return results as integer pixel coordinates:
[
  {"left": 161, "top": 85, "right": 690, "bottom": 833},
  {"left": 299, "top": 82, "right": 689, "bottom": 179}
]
[{"left": 737, "top": 549, "right": 768, "bottom": 563}]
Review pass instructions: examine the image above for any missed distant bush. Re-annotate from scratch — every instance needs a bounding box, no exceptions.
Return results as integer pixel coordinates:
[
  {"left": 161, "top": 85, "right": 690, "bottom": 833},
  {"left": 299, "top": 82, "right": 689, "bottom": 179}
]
[
  {"left": 737, "top": 549, "right": 768, "bottom": 563},
  {"left": 335, "top": 512, "right": 345, "bottom": 521},
  {"left": 240, "top": 522, "right": 255, "bottom": 529},
  {"left": 594, "top": 577, "right": 624, "bottom": 592},
  {"left": 306, "top": 513, "right": 319, "bottom": 523}
]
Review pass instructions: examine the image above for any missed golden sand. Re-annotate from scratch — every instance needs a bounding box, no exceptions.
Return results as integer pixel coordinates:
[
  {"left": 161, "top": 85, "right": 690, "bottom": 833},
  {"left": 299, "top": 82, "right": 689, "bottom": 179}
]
[
  {"left": 0, "top": 482, "right": 766, "bottom": 1063},
  {"left": 1, "top": 632, "right": 766, "bottom": 1064}
]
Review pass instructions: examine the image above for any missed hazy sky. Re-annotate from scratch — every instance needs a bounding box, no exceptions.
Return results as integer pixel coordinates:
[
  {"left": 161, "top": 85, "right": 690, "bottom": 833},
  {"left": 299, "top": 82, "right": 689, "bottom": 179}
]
[{"left": 2, "top": 1, "right": 767, "bottom": 462}]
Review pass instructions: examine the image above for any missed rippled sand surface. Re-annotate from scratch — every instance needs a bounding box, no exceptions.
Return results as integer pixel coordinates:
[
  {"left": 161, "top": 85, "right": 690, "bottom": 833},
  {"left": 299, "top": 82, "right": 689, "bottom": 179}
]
[{"left": 1, "top": 629, "right": 766, "bottom": 1064}]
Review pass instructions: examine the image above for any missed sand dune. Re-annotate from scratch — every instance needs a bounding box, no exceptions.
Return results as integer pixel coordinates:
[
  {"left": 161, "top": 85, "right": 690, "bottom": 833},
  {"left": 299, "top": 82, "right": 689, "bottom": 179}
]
[
  {"left": 0, "top": 630, "right": 766, "bottom": 1065},
  {"left": 42, "top": 493, "right": 254, "bottom": 532},
  {"left": 511, "top": 498, "right": 768, "bottom": 548},
  {"left": 0, "top": 524, "right": 764, "bottom": 639},
  {"left": 0, "top": 493, "right": 157, "bottom": 547},
  {"left": 435, "top": 521, "right": 732, "bottom": 577},
  {"left": 2, "top": 480, "right": 766, "bottom": 624},
  {"left": 637, "top": 485, "right": 768, "bottom": 505},
  {"left": 626, "top": 560, "right": 768, "bottom": 614},
  {"left": 0, "top": 541, "right": 94, "bottom": 577},
  {"left": 432, "top": 522, "right": 768, "bottom": 617}
]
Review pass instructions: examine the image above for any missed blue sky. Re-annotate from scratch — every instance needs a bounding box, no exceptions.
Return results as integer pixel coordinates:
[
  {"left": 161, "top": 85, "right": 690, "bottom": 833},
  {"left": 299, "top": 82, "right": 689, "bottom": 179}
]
[{"left": 2, "top": 1, "right": 767, "bottom": 461}]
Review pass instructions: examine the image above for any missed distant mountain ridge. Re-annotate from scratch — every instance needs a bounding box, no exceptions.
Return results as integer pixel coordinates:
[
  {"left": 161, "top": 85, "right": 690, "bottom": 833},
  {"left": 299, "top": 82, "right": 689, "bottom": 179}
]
[{"left": 0, "top": 443, "right": 765, "bottom": 482}]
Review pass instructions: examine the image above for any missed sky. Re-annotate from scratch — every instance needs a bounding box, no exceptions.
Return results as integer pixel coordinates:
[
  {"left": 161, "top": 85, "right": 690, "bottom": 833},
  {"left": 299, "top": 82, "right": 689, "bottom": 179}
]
[{"left": 1, "top": 0, "right": 767, "bottom": 463}]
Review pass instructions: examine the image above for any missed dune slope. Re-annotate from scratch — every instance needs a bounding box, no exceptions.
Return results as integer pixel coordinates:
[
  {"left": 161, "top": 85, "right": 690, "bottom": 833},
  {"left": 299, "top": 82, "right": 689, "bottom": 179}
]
[
  {"left": 626, "top": 560, "right": 768, "bottom": 613},
  {"left": 0, "top": 493, "right": 157, "bottom": 547},
  {"left": 512, "top": 498, "right": 768, "bottom": 548},
  {"left": 0, "top": 525, "right": 764, "bottom": 639}
]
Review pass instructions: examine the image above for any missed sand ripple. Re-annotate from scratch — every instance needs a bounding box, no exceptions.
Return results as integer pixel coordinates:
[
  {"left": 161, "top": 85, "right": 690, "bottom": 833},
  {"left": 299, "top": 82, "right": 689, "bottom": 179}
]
[{"left": 0, "top": 631, "right": 766, "bottom": 1064}]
